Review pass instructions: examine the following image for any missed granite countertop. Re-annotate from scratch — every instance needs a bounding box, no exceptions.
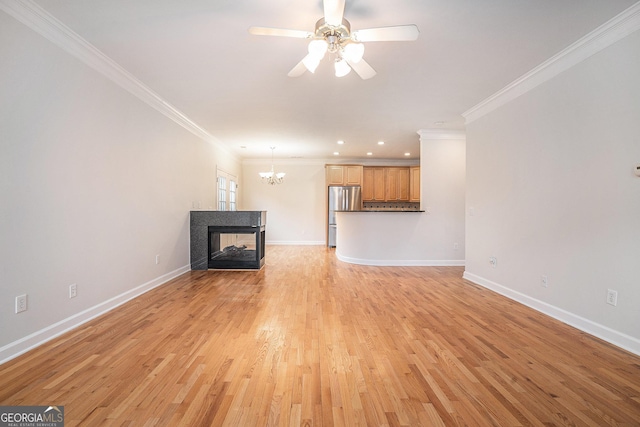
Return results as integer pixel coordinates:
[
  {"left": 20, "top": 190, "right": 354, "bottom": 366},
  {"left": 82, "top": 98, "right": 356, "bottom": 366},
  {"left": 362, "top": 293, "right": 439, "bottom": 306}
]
[{"left": 335, "top": 209, "right": 424, "bottom": 212}]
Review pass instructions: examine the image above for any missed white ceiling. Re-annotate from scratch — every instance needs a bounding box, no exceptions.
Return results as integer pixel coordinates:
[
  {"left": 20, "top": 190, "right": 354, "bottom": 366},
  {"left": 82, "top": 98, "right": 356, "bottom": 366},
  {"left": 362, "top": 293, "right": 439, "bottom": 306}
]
[{"left": 33, "top": 0, "right": 637, "bottom": 160}]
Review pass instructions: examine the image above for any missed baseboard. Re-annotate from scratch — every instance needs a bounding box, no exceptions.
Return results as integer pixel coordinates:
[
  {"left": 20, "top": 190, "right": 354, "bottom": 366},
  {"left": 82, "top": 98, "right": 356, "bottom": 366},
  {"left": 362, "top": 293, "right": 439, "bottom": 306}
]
[
  {"left": 336, "top": 251, "right": 465, "bottom": 267},
  {"left": 462, "top": 271, "right": 640, "bottom": 356},
  {"left": 0, "top": 264, "right": 191, "bottom": 365},
  {"left": 266, "top": 241, "right": 324, "bottom": 246}
]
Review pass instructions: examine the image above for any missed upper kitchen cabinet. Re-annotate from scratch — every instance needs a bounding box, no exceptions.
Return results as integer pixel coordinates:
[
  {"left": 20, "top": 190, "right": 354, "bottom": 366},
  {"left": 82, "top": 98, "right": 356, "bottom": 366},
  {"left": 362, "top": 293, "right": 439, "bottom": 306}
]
[
  {"left": 385, "top": 167, "right": 410, "bottom": 201},
  {"left": 409, "top": 166, "right": 420, "bottom": 202},
  {"left": 363, "top": 166, "right": 418, "bottom": 202},
  {"left": 362, "top": 167, "right": 385, "bottom": 201},
  {"left": 326, "top": 165, "right": 363, "bottom": 186}
]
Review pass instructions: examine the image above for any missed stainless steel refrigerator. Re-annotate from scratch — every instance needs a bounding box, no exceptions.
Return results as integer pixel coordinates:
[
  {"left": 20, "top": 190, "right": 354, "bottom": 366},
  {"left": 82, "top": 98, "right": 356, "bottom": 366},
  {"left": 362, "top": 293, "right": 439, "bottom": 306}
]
[{"left": 328, "top": 186, "right": 362, "bottom": 247}]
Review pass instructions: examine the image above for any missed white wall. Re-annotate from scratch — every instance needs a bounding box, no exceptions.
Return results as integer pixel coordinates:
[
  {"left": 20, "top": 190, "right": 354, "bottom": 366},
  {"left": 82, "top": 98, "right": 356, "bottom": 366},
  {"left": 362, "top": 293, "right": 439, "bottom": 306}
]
[
  {"left": 241, "top": 160, "right": 326, "bottom": 244},
  {"left": 464, "top": 30, "right": 640, "bottom": 353},
  {"left": 0, "top": 11, "right": 240, "bottom": 361},
  {"left": 420, "top": 130, "right": 467, "bottom": 261}
]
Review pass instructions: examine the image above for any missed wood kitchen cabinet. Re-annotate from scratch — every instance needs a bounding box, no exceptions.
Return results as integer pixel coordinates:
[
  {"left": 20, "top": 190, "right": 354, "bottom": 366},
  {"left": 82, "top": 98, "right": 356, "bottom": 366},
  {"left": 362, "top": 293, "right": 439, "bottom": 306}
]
[
  {"left": 409, "top": 166, "right": 420, "bottom": 202},
  {"left": 385, "top": 167, "right": 410, "bottom": 201},
  {"left": 331, "top": 163, "right": 418, "bottom": 203},
  {"left": 362, "top": 167, "right": 385, "bottom": 201},
  {"left": 363, "top": 166, "right": 414, "bottom": 202},
  {"left": 325, "top": 165, "right": 363, "bottom": 186}
]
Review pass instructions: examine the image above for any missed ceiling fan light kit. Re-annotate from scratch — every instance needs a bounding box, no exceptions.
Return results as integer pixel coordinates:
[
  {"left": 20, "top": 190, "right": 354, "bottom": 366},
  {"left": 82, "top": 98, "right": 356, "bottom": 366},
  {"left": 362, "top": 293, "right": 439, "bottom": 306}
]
[{"left": 249, "top": 0, "right": 418, "bottom": 80}]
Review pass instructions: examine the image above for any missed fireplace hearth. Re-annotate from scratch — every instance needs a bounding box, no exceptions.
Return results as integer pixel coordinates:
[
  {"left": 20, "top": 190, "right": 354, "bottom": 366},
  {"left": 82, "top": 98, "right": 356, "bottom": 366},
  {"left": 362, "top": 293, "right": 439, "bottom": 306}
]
[{"left": 190, "top": 211, "right": 266, "bottom": 270}]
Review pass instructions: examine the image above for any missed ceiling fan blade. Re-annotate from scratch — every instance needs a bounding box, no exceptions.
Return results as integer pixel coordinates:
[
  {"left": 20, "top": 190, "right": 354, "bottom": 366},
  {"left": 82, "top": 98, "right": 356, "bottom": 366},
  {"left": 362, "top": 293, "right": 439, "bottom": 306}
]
[
  {"left": 249, "top": 27, "right": 313, "bottom": 38},
  {"left": 323, "top": 0, "right": 345, "bottom": 27},
  {"left": 287, "top": 57, "right": 308, "bottom": 77},
  {"left": 345, "top": 57, "right": 376, "bottom": 80},
  {"left": 352, "top": 25, "right": 419, "bottom": 42}
]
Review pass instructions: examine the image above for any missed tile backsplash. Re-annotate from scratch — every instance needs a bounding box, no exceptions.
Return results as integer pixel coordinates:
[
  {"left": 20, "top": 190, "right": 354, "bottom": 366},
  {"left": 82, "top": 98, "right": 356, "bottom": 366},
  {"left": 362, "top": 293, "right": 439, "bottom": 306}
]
[{"left": 363, "top": 202, "right": 420, "bottom": 211}]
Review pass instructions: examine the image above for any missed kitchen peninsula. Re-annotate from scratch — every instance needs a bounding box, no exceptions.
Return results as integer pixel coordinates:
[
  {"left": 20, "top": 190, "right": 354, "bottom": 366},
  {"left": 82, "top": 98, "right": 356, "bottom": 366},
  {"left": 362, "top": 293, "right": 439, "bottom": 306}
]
[{"left": 334, "top": 210, "right": 434, "bottom": 266}]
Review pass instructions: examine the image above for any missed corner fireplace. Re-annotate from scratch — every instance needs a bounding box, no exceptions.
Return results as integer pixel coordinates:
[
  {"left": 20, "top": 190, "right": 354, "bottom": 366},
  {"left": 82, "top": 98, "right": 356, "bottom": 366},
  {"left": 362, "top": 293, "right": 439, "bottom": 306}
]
[{"left": 190, "top": 211, "right": 266, "bottom": 270}]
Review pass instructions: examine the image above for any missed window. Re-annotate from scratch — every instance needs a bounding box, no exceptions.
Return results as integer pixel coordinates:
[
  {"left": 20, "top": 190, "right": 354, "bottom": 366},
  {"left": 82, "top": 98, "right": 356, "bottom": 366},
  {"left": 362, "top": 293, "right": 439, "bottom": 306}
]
[
  {"left": 217, "top": 175, "right": 227, "bottom": 211},
  {"left": 229, "top": 179, "right": 237, "bottom": 211},
  {"left": 217, "top": 169, "right": 238, "bottom": 211}
]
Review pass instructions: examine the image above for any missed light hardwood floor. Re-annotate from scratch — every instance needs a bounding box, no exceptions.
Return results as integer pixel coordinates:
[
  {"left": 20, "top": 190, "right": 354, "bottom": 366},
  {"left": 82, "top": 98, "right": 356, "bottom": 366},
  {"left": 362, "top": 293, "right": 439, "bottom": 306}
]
[{"left": 1, "top": 246, "right": 639, "bottom": 426}]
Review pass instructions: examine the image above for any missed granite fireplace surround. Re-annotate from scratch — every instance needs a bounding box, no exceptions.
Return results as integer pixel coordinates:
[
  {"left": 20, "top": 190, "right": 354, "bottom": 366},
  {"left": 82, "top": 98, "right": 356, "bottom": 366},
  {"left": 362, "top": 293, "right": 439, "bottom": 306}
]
[{"left": 190, "top": 211, "right": 266, "bottom": 270}]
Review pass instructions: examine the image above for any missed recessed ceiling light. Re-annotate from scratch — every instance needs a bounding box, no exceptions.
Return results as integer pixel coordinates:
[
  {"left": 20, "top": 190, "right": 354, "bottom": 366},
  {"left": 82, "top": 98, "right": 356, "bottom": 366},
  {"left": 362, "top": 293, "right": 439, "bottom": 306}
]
[
  {"left": 366, "top": 152, "right": 373, "bottom": 156},
  {"left": 333, "top": 152, "right": 339, "bottom": 155},
  {"left": 404, "top": 152, "right": 411, "bottom": 156},
  {"left": 377, "top": 141, "right": 384, "bottom": 145},
  {"left": 337, "top": 140, "right": 344, "bottom": 145}
]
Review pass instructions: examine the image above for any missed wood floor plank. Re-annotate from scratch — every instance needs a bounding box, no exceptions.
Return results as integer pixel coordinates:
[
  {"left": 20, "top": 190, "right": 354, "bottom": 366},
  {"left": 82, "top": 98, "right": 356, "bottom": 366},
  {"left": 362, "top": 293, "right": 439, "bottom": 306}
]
[{"left": 1, "top": 246, "right": 639, "bottom": 426}]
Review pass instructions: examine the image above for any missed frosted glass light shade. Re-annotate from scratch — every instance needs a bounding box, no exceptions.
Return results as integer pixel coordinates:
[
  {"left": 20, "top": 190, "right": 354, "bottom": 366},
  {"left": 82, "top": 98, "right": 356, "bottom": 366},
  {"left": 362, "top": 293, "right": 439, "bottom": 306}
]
[
  {"left": 303, "top": 40, "right": 327, "bottom": 73},
  {"left": 308, "top": 39, "right": 328, "bottom": 57},
  {"left": 303, "top": 55, "right": 321, "bottom": 73},
  {"left": 259, "top": 161, "right": 285, "bottom": 185},
  {"left": 334, "top": 59, "right": 351, "bottom": 77},
  {"left": 343, "top": 43, "right": 364, "bottom": 63}
]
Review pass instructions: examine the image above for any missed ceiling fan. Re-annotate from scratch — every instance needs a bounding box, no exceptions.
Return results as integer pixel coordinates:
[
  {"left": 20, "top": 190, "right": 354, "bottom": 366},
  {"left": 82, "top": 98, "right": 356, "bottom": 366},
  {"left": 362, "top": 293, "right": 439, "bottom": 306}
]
[{"left": 248, "top": 0, "right": 419, "bottom": 80}]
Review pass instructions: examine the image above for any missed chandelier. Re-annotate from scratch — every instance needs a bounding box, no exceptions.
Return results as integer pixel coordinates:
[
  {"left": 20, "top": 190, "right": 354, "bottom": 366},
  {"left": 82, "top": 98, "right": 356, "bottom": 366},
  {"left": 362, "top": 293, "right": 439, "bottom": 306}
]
[{"left": 259, "top": 146, "right": 285, "bottom": 185}]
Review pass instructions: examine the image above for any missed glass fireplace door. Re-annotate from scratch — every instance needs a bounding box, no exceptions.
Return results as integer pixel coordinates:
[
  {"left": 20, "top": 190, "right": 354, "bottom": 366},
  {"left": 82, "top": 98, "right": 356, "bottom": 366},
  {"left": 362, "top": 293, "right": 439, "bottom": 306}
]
[{"left": 208, "top": 226, "right": 265, "bottom": 269}]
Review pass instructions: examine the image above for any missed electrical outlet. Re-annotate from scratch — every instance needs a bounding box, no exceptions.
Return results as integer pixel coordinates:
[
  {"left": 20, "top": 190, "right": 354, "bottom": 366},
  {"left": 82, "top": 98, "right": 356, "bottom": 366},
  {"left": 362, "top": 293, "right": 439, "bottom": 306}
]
[
  {"left": 453, "top": 243, "right": 459, "bottom": 251},
  {"left": 155, "top": 254, "right": 160, "bottom": 265},
  {"left": 15, "top": 294, "right": 27, "bottom": 313},
  {"left": 606, "top": 289, "right": 618, "bottom": 306},
  {"left": 541, "top": 275, "right": 548, "bottom": 288},
  {"left": 489, "top": 257, "right": 497, "bottom": 268},
  {"left": 69, "top": 283, "right": 77, "bottom": 299}
]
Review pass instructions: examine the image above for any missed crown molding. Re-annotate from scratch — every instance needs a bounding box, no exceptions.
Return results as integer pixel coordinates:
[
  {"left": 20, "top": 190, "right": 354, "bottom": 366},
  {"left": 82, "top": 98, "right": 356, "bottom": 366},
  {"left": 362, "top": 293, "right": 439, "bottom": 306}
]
[
  {"left": 242, "top": 157, "right": 419, "bottom": 166},
  {"left": 242, "top": 158, "right": 328, "bottom": 166},
  {"left": 0, "top": 0, "right": 234, "bottom": 157},
  {"left": 462, "top": 1, "right": 640, "bottom": 124},
  {"left": 417, "top": 129, "right": 466, "bottom": 141}
]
